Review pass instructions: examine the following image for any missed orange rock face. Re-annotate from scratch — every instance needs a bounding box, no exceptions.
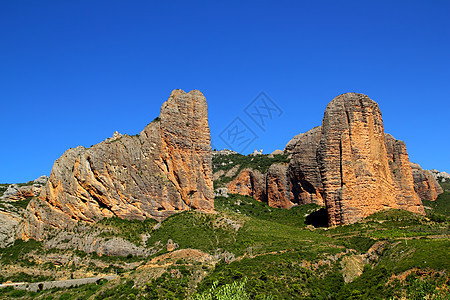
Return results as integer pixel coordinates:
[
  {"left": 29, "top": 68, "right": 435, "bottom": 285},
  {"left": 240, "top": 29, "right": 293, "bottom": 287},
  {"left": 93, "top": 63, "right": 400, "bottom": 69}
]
[
  {"left": 317, "top": 93, "right": 424, "bottom": 225},
  {"left": 224, "top": 127, "right": 324, "bottom": 209},
  {"left": 266, "top": 164, "right": 292, "bottom": 208},
  {"left": 219, "top": 93, "right": 427, "bottom": 225},
  {"left": 227, "top": 169, "right": 266, "bottom": 203},
  {"left": 384, "top": 134, "right": 423, "bottom": 206},
  {"left": 23, "top": 90, "right": 214, "bottom": 240}
]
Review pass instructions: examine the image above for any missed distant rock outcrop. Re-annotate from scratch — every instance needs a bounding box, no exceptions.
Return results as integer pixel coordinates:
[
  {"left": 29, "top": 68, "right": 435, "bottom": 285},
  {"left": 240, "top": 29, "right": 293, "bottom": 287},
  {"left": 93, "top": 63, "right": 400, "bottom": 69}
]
[
  {"left": 430, "top": 169, "right": 450, "bottom": 183},
  {"left": 22, "top": 90, "right": 214, "bottom": 240},
  {"left": 410, "top": 163, "right": 443, "bottom": 201},
  {"left": 227, "top": 168, "right": 267, "bottom": 203},
  {"left": 266, "top": 163, "right": 291, "bottom": 208},
  {"left": 222, "top": 127, "right": 324, "bottom": 209},
  {"left": 0, "top": 176, "right": 47, "bottom": 247},
  {"left": 317, "top": 93, "right": 424, "bottom": 225},
  {"left": 1, "top": 176, "right": 48, "bottom": 201},
  {"left": 384, "top": 134, "right": 422, "bottom": 207}
]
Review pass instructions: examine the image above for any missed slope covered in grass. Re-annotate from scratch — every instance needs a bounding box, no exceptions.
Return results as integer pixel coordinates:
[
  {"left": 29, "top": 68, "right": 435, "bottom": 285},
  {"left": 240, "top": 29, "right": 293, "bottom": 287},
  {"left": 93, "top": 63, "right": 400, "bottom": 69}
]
[{"left": 0, "top": 193, "right": 449, "bottom": 299}]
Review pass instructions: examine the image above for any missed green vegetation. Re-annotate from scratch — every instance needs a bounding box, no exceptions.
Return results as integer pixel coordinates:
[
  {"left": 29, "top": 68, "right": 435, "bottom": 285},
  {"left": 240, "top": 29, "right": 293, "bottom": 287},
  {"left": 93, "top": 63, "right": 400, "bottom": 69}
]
[
  {"left": 192, "top": 278, "right": 273, "bottom": 300},
  {"left": 144, "top": 210, "right": 239, "bottom": 254},
  {"left": 0, "top": 280, "right": 108, "bottom": 300},
  {"left": 423, "top": 191, "right": 450, "bottom": 216},
  {"left": 1, "top": 192, "right": 449, "bottom": 299},
  {"left": 215, "top": 194, "right": 321, "bottom": 228},
  {"left": 7, "top": 198, "right": 33, "bottom": 210},
  {"left": 17, "top": 181, "right": 36, "bottom": 187},
  {"left": 96, "top": 216, "right": 158, "bottom": 246},
  {"left": 0, "top": 183, "right": 8, "bottom": 196},
  {"left": 198, "top": 252, "right": 345, "bottom": 299},
  {"left": 0, "top": 239, "right": 43, "bottom": 265},
  {"left": 439, "top": 178, "right": 450, "bottom": 192}
]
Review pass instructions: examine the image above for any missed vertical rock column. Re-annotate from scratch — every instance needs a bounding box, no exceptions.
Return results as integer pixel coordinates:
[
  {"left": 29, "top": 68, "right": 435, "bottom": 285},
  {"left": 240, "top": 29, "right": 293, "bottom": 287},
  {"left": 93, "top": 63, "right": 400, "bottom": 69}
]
[{"left": 317, "top": 93, "right": 423, "bottom": 226}]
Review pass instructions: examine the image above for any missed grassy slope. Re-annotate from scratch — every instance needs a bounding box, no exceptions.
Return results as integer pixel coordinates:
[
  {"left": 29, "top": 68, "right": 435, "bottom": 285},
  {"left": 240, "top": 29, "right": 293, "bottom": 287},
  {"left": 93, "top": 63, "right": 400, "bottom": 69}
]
[{"left": 1, "top": 193, "right": 448, "bottom": 300}]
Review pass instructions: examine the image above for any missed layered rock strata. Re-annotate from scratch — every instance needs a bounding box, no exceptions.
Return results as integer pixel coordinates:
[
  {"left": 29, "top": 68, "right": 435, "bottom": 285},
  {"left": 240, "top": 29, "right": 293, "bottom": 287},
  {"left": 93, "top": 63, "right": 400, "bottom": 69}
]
[
  {"left": 23, "top": 89, "right": 214, "bottom": 240},
  {"left": 384, "top": 134, "right": 422, "bottom": 207}
]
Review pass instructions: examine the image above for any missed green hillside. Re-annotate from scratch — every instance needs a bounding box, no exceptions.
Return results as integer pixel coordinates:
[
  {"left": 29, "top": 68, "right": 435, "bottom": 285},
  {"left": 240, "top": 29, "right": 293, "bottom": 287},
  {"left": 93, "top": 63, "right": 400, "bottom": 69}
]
[{"left": 1, "top": 192, "right": 449, "bottom": 299}]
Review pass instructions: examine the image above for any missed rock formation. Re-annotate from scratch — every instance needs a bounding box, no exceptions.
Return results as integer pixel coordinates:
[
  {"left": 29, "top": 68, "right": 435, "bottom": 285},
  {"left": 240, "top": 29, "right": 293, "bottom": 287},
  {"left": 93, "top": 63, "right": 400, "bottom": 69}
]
[
  {"left": 384, "top": 134, "right": 422, "bottom": 207},
  {"left": 227, "top": 168, "right": 266, "bottom": 203},
  {"left": 266, "top": 163, "right": 291, "bottom": 208},
  {"left": 216, "top": 93, "right": 428, "bottom": 225},
  {"left": 317, "top": 93, "right": 424, "bottom": 225},
  {"left": 0, "top": 209, "right": 22, "bottom": 247},
  {"left": 1, "top": 176, "right": 48, "bottom": 201},
  {"left": 22, "top": 89, "right": 214, "bottom": 240},
  {"left": 429, "top": 169, "right": 450, "bottom": 183},
  {"left": 287, "top": 126, "right": 324, "bottom": 206},
  {"left": 222, "top": 127, "right": 324, "bottom": 209},
  {"left": 410, "top": 163, "right": 443, "bottom": 201}
]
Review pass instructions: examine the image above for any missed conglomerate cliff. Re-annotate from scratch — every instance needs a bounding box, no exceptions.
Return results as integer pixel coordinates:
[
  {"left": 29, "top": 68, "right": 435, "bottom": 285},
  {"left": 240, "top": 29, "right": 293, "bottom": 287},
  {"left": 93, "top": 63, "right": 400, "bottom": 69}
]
[
  {"left": 22, "top": 89, "right": 214, "bottom": 240},
  {"left": 317, "top": 93, "right": 424, "bottom": 225},
  {"left": 218, "top": 93, "right": 440, "bottom": 226}
]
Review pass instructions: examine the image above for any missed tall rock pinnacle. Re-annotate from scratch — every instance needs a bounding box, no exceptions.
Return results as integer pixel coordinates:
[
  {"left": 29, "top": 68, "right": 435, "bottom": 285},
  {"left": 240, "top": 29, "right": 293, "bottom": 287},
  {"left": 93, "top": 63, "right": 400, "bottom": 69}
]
[{"left": 317, "top": 93, "right": 424, "bottom": 225}]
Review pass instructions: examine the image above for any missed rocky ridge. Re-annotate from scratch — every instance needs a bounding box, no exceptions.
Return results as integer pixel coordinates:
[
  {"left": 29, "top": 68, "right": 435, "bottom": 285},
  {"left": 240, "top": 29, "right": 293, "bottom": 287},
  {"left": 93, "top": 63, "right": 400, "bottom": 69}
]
[{"left": 21, "top": 89, "right": 214, "bottom": 240}]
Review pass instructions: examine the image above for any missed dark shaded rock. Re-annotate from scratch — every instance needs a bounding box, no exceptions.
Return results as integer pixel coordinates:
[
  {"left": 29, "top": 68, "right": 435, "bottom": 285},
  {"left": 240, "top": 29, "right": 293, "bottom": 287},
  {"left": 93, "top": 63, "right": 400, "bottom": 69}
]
[{"left": 287, "top": 126, "right": 324, "bottom": 206}]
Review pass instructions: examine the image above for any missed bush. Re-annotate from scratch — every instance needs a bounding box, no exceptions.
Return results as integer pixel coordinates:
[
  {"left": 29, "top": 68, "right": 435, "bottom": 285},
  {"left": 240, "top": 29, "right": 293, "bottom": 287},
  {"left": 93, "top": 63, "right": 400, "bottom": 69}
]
[{"left": 9, "top": 289, "right": 27, "bottom": 298}]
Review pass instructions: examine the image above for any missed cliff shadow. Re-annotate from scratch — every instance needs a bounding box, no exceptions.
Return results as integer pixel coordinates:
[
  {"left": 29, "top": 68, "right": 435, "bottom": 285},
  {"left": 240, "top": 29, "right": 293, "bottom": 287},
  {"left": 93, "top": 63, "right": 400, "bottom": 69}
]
[{"left": 305, "top": 208, "right": 328, "bottom": 228}]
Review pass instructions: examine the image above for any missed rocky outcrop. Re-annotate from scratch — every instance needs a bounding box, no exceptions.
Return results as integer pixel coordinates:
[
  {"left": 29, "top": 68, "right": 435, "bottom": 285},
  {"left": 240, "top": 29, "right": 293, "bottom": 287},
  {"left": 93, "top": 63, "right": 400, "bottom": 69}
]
[
  {"left": 223, "top": 127, "right": 324, "bottom": 209},
  {"left": 384, "top": 134, "right": 421, "bottom": 207},
  {"left": 410, "top": 163, "right": 443, "bottom": 201},
  {"left": 227, "top": 168, "right": 266, "bottom": 203},
  {"left": 266, "top": 164, "right": 291, "bottom": 208},
  {"left": 0, "top": 209, "right": 22, "bottom": 247},
  {"left": 43, "top": 227, "right": 158, "bottom": 257},
  {"left": 216, "top": 93, "right": 427, "bottom": 225},
  {"left": 317, "top": 93, "right": 424, "bottom": 225},
  {"left": 23, "top": 89, "right": 214, "bottom": 240},
  {"left": 1, "top": 176, "right": 48, "bottom": 201},
  {"left": 287, "top": 126, "right": 324, "bottom": 206},
  {"left": 430, "top": 169, "right": 450, "bottom": 183}
]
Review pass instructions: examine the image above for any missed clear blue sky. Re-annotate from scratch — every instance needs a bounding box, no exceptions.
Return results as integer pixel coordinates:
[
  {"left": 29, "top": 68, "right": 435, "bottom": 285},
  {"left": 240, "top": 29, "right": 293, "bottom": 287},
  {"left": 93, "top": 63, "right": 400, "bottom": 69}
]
[{"left": 1, "top": 1, "right": 449, "bottom": 183}]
